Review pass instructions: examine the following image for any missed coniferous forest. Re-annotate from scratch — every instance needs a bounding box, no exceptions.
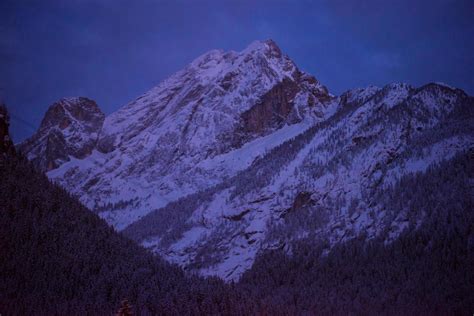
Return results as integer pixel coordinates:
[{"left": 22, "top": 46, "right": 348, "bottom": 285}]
[{"left": 1, "top": 151, "right": 473, "bottom": 315}]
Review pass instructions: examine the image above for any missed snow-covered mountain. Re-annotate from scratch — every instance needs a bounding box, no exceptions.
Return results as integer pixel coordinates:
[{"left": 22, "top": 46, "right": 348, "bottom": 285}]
[
  {"left": 21, "top": 40, "right": 474, "bottom": 280},
  {"left": 25, "top": 40, "right": 335, "bottom": 229}
]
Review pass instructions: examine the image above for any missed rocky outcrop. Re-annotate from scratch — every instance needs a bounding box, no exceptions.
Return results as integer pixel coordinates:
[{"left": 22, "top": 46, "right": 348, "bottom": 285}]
[
  {"left": 238, "top": 74, "right": 332, "bottom": 138},
  {"left": 238, "top": 78, "right": 300, "bottom": 137},
  {"left": 20, "top": 97, "right": 104, "bottom": 171},
  {"left": 232, "top": 68, "right": 331, "bottom": 148}
]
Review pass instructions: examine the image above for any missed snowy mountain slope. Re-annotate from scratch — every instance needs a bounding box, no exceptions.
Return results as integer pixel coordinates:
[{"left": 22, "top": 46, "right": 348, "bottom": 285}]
[
  {"left": 19, "top": 97, "right": 104, "bottom": 171},
  {"left": 21, "top": 39, "right": 474, "bottom": 281},
  {"left": 123, "top": 82, "right": 473, "bottom": 280},
  {"left": 33, "top": 40, "right": 335, "bottom": 229}
]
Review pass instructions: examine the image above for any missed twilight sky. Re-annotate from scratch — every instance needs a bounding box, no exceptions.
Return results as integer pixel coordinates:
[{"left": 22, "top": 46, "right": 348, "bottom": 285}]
[{"left": 1, "top": 0, "right": 473, "bottom": 142}]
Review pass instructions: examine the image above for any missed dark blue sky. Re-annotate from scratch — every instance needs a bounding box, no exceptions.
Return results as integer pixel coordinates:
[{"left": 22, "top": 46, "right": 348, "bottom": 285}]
[{"left": 1, "top": 0, "right": 473, "bottom": 142}]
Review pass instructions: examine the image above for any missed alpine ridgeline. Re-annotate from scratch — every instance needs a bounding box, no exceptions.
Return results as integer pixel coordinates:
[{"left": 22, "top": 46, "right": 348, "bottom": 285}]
[{"left": 20, "top": 40, "right": 474, "bottom": 281}]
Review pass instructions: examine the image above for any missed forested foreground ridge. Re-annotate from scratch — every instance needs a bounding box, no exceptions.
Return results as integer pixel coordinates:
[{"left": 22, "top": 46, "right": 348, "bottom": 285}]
[
  {"left": 1, "top": 150, "right": 473, "bottom": 315},
  {"left": 0, "top": 154, "right": 245, "bottom": 315}
]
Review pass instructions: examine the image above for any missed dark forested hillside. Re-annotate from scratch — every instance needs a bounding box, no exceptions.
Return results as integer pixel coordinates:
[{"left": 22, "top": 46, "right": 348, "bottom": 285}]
[
  {"left": 1, "top": 151, "right": 473, "bottom": 315},
  {"left": 0, "top": 155, "right": 251, "bottom": 315},
  {"left": 1, "top": 103, "right": 472, "bottom": 315},
  {"left": 238, "top": 152, "right": 474, "bottom": 315}
]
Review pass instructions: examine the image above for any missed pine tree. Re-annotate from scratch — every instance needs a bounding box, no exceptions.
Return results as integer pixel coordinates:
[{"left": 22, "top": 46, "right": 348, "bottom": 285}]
[
  {"left": 0, "top": 104, "right": 16, "bottom": 156},
  {"left": 116, "top": 299, "right": 133, "bottom": 316}
]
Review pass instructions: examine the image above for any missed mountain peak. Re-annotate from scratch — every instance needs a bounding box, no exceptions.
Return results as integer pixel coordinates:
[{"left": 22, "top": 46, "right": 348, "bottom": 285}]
[
  {"left": 242, "top": 39, "right": 282, "bottom": 57},
  {"left": 20, "top": 97, "right": 104, "bottom": 171},
  {"left": 23, "top": 39, "right": 334, "bottom": 222},
  {"left": 187, "top": 39, "right": 291, "bottom": 80},
  {"left": 39, "top": 97, "right": 103, "bottom": 130},
  {"left": 119, "top": 39, "right": 329, "bottom": 146},
  {"left": 185, "top": 39, "right": 293, "bottom": 83}
]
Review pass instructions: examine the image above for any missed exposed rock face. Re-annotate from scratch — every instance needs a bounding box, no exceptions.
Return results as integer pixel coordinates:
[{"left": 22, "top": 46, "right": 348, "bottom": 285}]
[
  {"left": 235, "top": 71, "right": 332, "bottom": 146},
  {"left": 20, "top": 97, "right": 104, "bottom": 171},
  {"left": 234, "top": 78, "right": 301, "bottom": 146}
]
